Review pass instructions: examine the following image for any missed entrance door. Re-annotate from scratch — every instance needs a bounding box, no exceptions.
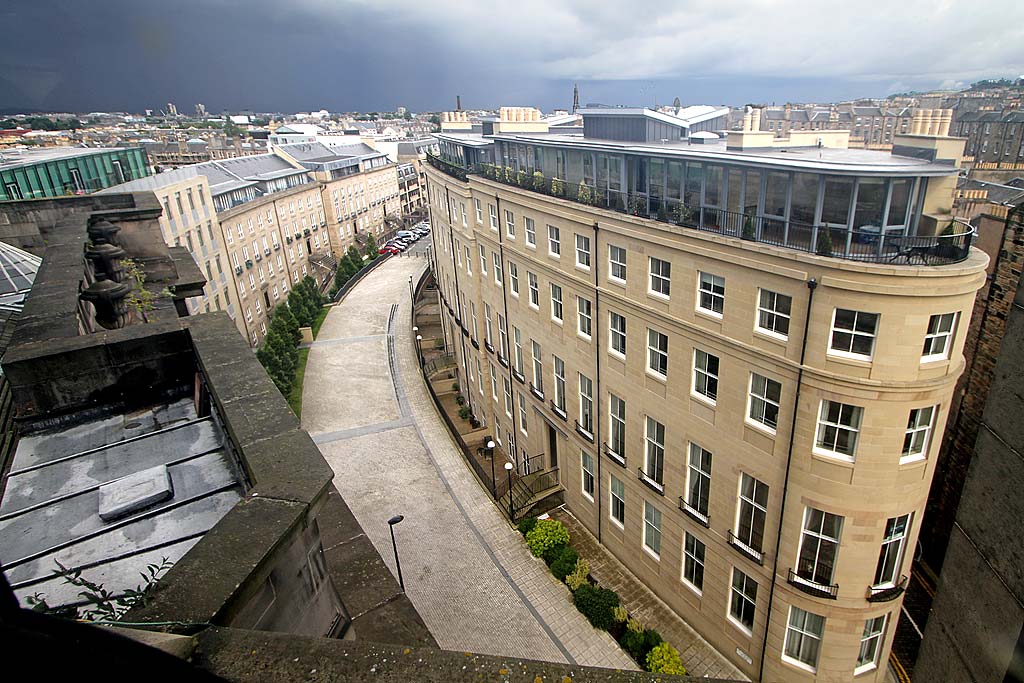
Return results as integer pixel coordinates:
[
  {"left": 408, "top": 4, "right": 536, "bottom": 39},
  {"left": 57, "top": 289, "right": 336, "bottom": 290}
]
[{"left": 547, "top": 423, "right": 558, "bottom": 469}]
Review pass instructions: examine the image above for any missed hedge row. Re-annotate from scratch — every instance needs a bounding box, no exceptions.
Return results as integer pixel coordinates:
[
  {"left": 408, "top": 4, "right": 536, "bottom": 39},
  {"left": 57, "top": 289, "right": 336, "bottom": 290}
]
[{"left": 517, "top": 517, "right": 686, "bottom": 675}]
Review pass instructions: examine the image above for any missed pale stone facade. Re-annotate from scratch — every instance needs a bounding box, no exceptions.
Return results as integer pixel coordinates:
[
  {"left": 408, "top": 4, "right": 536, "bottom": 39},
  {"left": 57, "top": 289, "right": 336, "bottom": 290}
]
[{"left": 423, "top": 116, "right": 986, "bottom": 682}]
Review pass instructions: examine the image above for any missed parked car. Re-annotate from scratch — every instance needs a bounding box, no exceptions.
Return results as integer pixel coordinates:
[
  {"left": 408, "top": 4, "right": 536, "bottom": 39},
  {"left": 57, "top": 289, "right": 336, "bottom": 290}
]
[
  {"left": 396, "top": 230, "right": 417, "bottom": 240},
  {"left": 379, "top": 245, "right": 400, "bottom": 255}
]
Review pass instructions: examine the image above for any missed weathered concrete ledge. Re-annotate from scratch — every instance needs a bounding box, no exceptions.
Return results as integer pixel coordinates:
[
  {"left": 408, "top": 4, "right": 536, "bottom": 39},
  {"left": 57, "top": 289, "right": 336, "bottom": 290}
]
[{"left": 193, "top": 627, "right": 738, "bottom": 682}]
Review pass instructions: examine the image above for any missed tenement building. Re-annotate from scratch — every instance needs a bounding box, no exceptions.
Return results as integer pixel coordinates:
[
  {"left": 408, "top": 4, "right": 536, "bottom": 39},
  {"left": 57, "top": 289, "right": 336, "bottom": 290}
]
[
  {"left": 103, "top": 143, "right": 399, "bottom": 346},
  {"left": 424, "top": 106, "right": 986, "bottom": 682}
]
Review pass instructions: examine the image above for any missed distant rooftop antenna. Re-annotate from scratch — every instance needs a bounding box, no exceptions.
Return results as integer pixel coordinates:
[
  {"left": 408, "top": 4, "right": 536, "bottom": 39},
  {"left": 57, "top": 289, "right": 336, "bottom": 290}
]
[
  {"left": 456, "top": 95, "right": 462, "bottom": 111},
  {"left": 572, "top": 84, "right": 580, "bottom": 114}
]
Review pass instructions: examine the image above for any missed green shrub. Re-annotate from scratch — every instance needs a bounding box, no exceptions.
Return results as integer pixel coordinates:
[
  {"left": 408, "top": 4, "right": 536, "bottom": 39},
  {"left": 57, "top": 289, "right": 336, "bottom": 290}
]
[
  {"left": 646, "top": 642, "right": 686, "bottom": 675},
  {"left": 516, "top": 517, "right": 538, "bottom": 537},
  {"left": 457, "top": 406, "right": 472, "bottom": 420},
  {"left": 621, "top": 626, "right": 662, "bottom": 664},
  {"left": 565, "top": 558, "right": 589, "bottom": 591},
  {"left": 525, "top": 519, "right": 569, "bottom": 559},
  {"left": 455, "top": 394, "right": 465, "bottom": 406},
  {"left": 572, "top": 584, "right": 619, "bottom": 631},
  {"left": 613, "top": 606, "right": 629, "bottom": 624},
  {"left": 542, "top": 542, "right": 567, "bottom": 566},
  {"left": 550, "top": 546, "right": 579, "bottom": 581},
  {"left": 815, "top": 227, "right": 833, "bottom": 256}
]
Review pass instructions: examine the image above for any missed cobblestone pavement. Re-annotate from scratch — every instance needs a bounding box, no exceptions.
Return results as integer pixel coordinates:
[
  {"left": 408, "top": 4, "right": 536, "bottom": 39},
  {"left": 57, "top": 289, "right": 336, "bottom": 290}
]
[
  {"left": 551, "top": 509, "right": 748, "bottom": 681},
  {"left": 301, "top": 252, "right": 636, "bottom": 670}
]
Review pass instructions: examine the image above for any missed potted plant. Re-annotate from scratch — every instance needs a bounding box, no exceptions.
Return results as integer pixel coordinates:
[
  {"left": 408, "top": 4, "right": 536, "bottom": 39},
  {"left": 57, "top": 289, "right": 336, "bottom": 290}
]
[
  {"left": 577, "top": 181, "right": 592, "bottom": 205},
  {"left": 455, "top": 394, "right": 465, "bottom": 406},
  {"left": 742, "top": 215, "right": 756, "bottom": 241},
  {"left": 458, "top": 405, "right": 472, "bottom": 420},
  {"left": 815, "top": 227, "right": 834, "bottom": 256},
  {"left": 533, "top": 171, "right": 546, "bottom": 193},
  {"left": 551, "top": 177, "right": 564, "bottom": 197},
  {"left": 628, "top": 195, "right": 646, "bottom": 216}
]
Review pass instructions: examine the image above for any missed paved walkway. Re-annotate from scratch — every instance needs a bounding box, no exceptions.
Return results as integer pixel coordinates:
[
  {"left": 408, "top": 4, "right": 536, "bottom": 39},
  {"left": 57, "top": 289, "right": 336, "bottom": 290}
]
[
  {"left": 301, "top": 251, "right": 636, "bottom": 670},
  {"left": 551, "top": 509, "right": 748, "bottom": 680}
]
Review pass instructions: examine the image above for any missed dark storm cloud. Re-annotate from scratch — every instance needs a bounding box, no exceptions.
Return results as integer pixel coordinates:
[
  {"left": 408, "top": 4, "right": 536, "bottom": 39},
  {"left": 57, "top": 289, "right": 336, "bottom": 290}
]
[{"left": 0, "top": 0, "right": 1021, "bottom": 114}]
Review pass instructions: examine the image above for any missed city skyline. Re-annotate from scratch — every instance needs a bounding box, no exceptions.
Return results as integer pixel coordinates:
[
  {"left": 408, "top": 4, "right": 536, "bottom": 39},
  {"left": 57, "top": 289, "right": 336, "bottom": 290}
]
[{"left": 1, "top": 0, "right": 1022, "bottom": 114}]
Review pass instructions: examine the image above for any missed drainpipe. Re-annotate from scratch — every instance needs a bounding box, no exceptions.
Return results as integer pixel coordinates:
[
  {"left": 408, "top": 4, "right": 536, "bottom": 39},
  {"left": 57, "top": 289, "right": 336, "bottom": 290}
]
[
  {"left": 758, "top": 277, "right": 817, "bottom": 683},
  {"left": 592, "top": 220, "right": 603, "bottom": 544}
]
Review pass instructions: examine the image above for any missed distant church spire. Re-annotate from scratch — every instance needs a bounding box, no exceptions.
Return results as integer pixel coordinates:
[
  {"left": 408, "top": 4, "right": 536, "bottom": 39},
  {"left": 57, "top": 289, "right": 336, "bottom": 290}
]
[{"left": 572, "top": 83, "right": 579, "bottom": 113}]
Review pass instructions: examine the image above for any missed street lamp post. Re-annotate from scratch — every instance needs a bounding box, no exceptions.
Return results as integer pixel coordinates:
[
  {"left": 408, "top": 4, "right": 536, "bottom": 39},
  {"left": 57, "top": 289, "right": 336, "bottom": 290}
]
[
  {"left": 485, "top": 438, "right": 496, "bottom": 496},
  {"left": 408, "top": 274, "right": 414, "bottom": 301},
  {"left": 387, "top": 515, "right": 405, "bottom": 591},
  {"left": 504, "top": 462, "right": 514, "bottom": 520},
  {"left": 416, "top": 335, "right": 423, "bottom": 366}
]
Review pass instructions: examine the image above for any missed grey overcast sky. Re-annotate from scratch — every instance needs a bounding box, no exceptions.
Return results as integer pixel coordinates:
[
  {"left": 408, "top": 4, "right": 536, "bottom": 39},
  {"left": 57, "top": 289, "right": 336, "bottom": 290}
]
[{"left": 1, "top": 0, "right": 1022, "bottom": 114}]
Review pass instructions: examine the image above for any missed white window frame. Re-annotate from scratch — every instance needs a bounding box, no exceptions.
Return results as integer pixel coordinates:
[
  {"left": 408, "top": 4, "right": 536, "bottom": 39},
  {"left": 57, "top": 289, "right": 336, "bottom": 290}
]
[
  {"left": 489, "top": 203, "right": 498, "bottom": 230},
  {"left": 728, "top": 567, "right": 757, "bottom": 636},
  {"left": 503, "top": 377, "right": 513, "bottom": 417},
  {"left": 531, "top": 341, "right": 543, "bottom": 395},
  {"left": 577, "top": 296, "right": 592, "bottom": 340},
  {"left": 479, "top": 245, "right": 487, "bottom": 275},
  {"left": 782, "top": 606, "right": 825, "bottom": 673},
  {"left": 643, "top": 416, "right": 665, "bottom": 490},
  {"left": 528, "top": 272, "right": 539, "bottom": 309},
  {"left": 525, "top": 217, "right": 536, "bottom": 247},
  {"left": 550, "top": 283, "right": 563, "bottom": 323},
  {"left": 508, "top": 261, "right": 519, "bottom": 296},
  {"left": 609, "top": 475, "right": 625, "bottom": 528},
  {"left": 505, "top": 209, "right": 515, "bottom": 238},
  {"left": 578, "top": 373, "right": 594, "bottom": 435},
  {"left": 901, "top": 406, "right": 936, "bottom": 463},
  {"left": 609, "top": 311, "right": 626, "bottom": 357},
  {"left": 575, "top": 233, "right": 591, "bottom": 270},
  {"left": 553, "top": 355, "right": 566, "bottom": 414},
  {"left": 581, "top": 450, "right": 595, "bottom": 501},
  {"left": 518, "top": 390, "right": 528, "bottom": 436},
  {"left": 873, "top": 514, "right": 911, "bottom": 588},
  {"left": 795, "top": 507, "right": 843, "bottom": 588},
  {"left": 922, "top": 312, "right": 957, "bottom": 362},
  {"left": 697, "top": 271, "right": 725, "bottom": 317},
  {"left": 609, "top": 244, "right": 627, "bottom": 283},
  {"left": 747, "top": 373, "right": 782, "bottom": 434},
  {"left": 756, "top": 288, "right": 792, "bottom": 340},
  {"left": 649, "top": 256, "right": 671, "bottom": 298},
  {"left": 474, "top": 198, "right": 483, "bottom": 224},
  {"left": 547, "top": 224, "right": 561, "bottom": 258},
  {"left": 828, "top": 308, "right": 879, "bottom": 360},
  {"left": 692, "top": 349, "right": 719, "bottom": 405},
  {"left": 814, "top": 399, "right": 863, "bottom": 462},
  {"left": 647, "top": 328, "right": 668, "bottom": 379},
  {"left": 643, "top": 501, "right": 662, "bottom": 559},
  {"left": 855, "top": 615, "right": 887, "bottom": 675},
  {"left": 513, "top": 326, "right": 524, "bottom": 374},
  {"left": 493, "top": 252, "right": 502, "bottom": 286},
  {"left": 608, "top": 393, "right": 626, "bottom": 462},
  {"left": 735, "top": 473, "right": 768, "bottom": 560},
  {"left": 685, "top": 442, "right": 712, "bottom": 523},
  {"left": 682, "top": 532, "right": 706, "bottom": 594}
]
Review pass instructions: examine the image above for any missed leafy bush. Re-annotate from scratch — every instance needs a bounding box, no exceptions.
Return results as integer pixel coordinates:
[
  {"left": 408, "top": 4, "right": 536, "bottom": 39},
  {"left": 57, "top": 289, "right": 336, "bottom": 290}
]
[
  {"left": 533, "top": 171, "right": 546, "bottom": 192},
  {"left": 577, "top": 181, "right": 592, "bottom": 205},
  {"left": 457, "top": 406, "right": 472, "bottom": 420},
  {"left": 613, "top": 605, "right": 629, "bottom": 624},
  {"left": 516, "top": 517, "right": 538, "bottom": 536},
  {"left": 455, "top": 394, "right": 465, "bottom": 406},
  {"left": 550, "top": 546, "right": 579, "bottom": 582},
  {"left": 542, "top": 542, "right": 567, "bottom": 566},
  {"left": 815, "top": 227, "right": 833, "bottom": 256},
  {"left": 525, "top": 519, "right": 569, "bottom": 559},
  {"left": 565, "top": 558, "right": 590, "bottom": 591},
  {"left": 572, "top": 584, "right": 619, "bottom": 631},
  {"left": 646, "top": 642, "right": 686, "bottom": 675},
  {"left": 621, "top": 627, "right": 663, "bottom": 664}
]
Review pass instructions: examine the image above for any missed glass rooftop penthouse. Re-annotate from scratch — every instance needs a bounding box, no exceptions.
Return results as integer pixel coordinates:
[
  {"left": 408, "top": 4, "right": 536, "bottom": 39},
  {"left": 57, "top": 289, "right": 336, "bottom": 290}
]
[{"left": 429, "top": 108, "right": 972, "bottom": 265}]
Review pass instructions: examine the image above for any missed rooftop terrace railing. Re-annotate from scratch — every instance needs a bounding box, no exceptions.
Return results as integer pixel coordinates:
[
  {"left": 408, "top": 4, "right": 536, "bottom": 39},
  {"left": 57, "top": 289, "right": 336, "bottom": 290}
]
[{"left": 426, "top": 153, "right": 975, "bottom": 266}]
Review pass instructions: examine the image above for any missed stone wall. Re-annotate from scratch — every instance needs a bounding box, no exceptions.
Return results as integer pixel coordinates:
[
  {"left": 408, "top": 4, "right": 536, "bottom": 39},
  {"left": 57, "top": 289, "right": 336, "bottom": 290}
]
[
  {"left": 916, "top": 203, "right": 1024, "bottom": 681},
  {"left": 921, "top": 208, "right": 1024, "bottom": 569}
]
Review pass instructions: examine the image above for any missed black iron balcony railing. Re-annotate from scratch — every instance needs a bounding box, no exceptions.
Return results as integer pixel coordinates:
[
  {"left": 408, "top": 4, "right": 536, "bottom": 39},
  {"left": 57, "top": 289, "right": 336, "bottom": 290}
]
[
  {"left": 788, "top": 568, "right": 839, "bottom": 599},
  {"left": 867, "top": 575, "right": 908, "bottom": 602},
  {"left": 679, "top": 497, "right": 710, "bottom": 528},
  {"left": 728, "top": 530, "right": 764, "bottom": 564},
  {"left": 602, "top": 442, "right": 626, "bottom": 467},
  {"left": 636, "top": 467, "right": 665, "bottom": 495},
  {"left": 425, "top": 154, "right": 974, "bottom": 266}
]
